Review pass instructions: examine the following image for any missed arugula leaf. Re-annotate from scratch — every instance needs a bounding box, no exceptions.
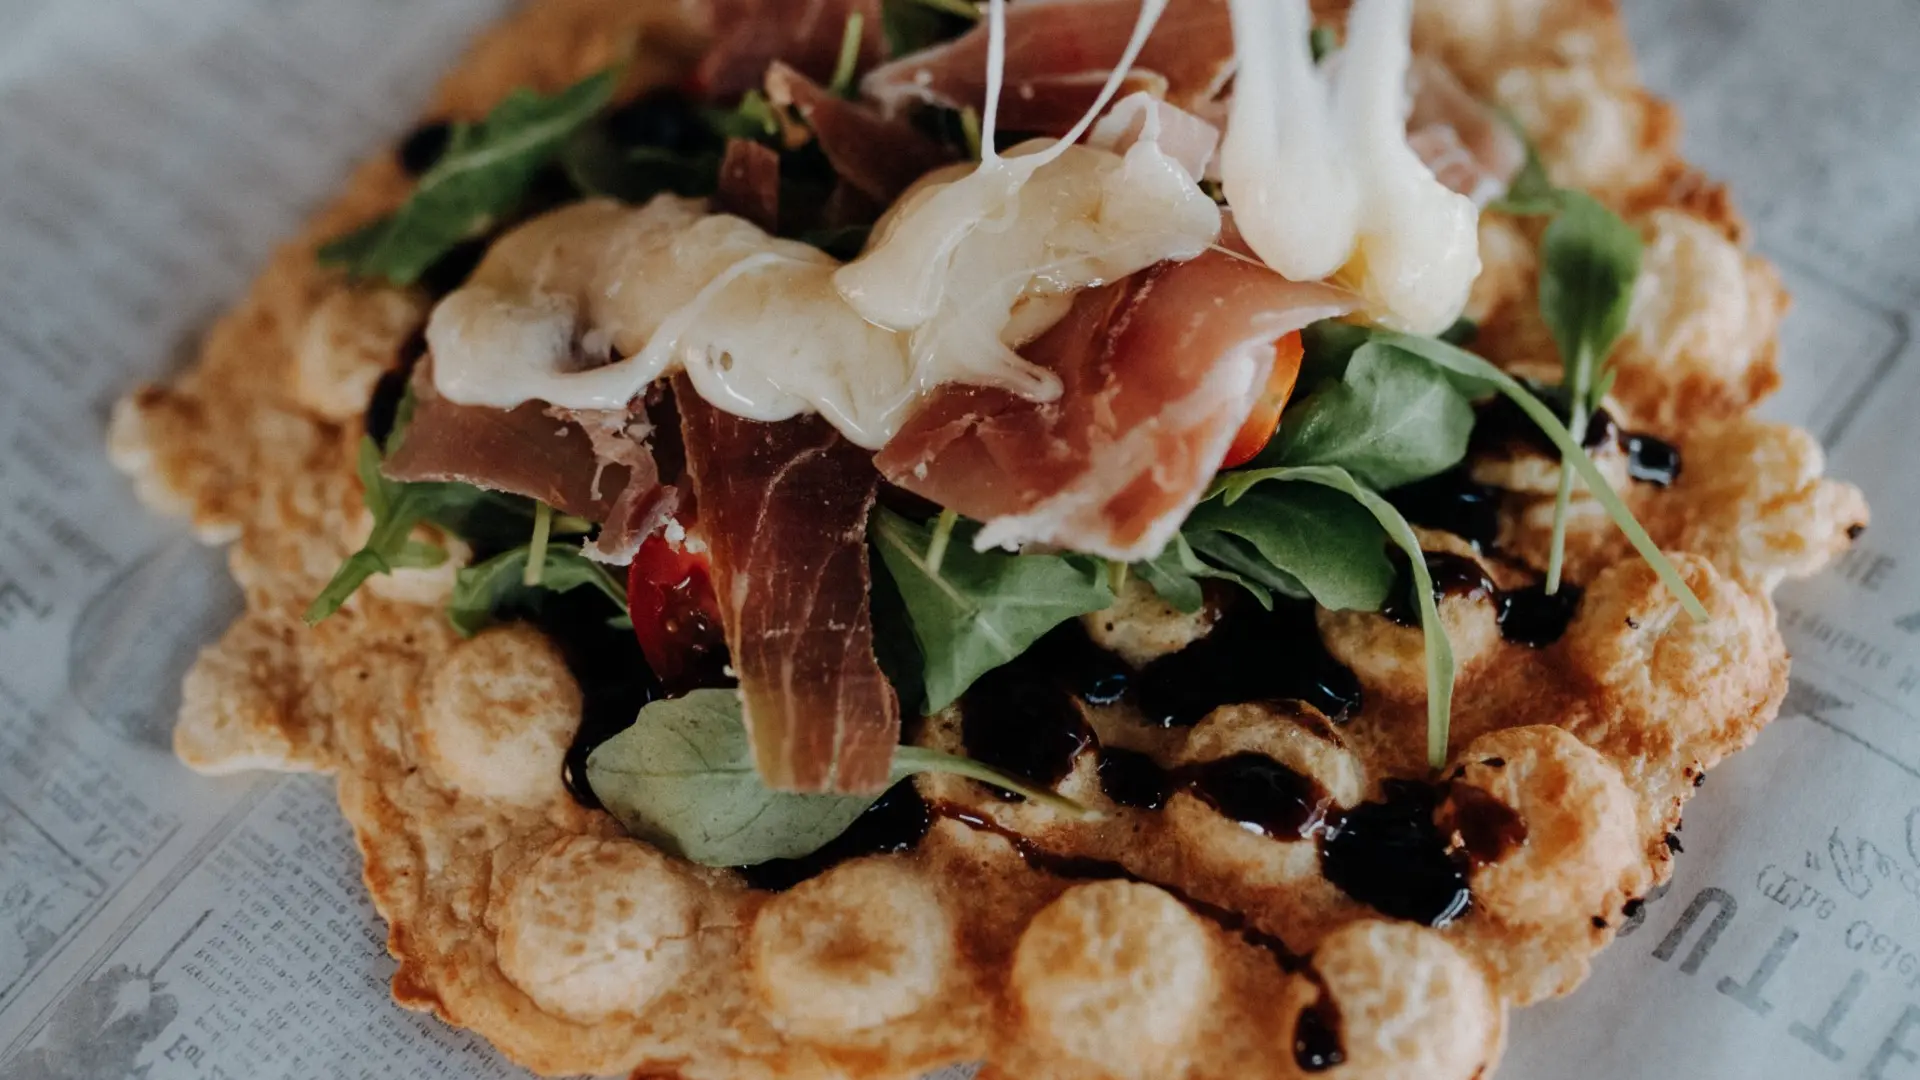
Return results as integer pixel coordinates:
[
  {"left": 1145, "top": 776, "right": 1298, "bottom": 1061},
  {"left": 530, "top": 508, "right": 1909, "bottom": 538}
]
[
  {"left": 881, "top": 0, "right": 978, "bottom": 58},
  {"left": 1309, "top": 25, "right": 1339, "bottom": 62},
  {"left": 1539, "top": 192, "right": 1641, "bottom": 395},
  {"left": 1298, "top": 319, "right": 1374, "bottom": 387},
  {"left": 1257, "top": 341, "right": 1475, "bottom": 489},
  {"left": 320, "top": 68, "right": 618, "bottom": 285},
  {"left": 585, "top": 688, "right": 1091, "bottom": 866},
  {"left": 1217, "top": 466, "right": 1456, "bottom": 767},
  {"left": 1133, "top": 533, "right": 1272, "bottom": 613},
  {"left": 1185, "top": 485, "right": 1396, "bottom": 612},
  {"left": 829, "top": 11, "right": 867, "bottom": 97},
  {"left": 446, "top": 543, "right": 628, "bottom": 637},
  {"left": 1375, "top": 331, "right": 1707, "bottom": 621},
  {"left": 1183, "top": 532, "right": 1297, "bottom": 602},
  {"left": 1536, "top": 192, "right": 1642, "bottom": 591},
  {"left": 871, "top": 507, "right": 1113, "bottom": 712},
  {"left": 1488, "top": 113, "right": 1560, "bottom": 217},
  {"left": 306, "top": 438, "right": 459, "bottom": 625},
  {"left": 560, "top": 129, "right": 720, "bottom": 203},
  {"left": 305, "top": 425, "right": 579, "bottom": 624},
  {"left": 703, "top": 90, "right": 781, "bottom": 142}
]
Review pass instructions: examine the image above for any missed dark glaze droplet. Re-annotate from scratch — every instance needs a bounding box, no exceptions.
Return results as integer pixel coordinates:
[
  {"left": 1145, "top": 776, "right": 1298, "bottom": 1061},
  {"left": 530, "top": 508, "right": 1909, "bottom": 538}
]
[
  {"left": 363, "top": 329, "right": 428, "bottom": 447},
  {"left": 1592, "top": 915, "right": 1610, "bottom": 930},
  {"left": 397, "top": 120, "right": 453, "bottom": 176},
  {"left": 1389, "top": 470, "right": 1502, "bottom": 550},
  {"left": 1665, "top": 832, "right": 1685, "bottom": 854},
  {"left": 738, "top": 782, "right": 932, "bottom": 891},
  {"left": 1621, "top": 898, "right": 1645, "bottom": 918},
  {"left": 1293, "top": 982, "right": 1347, "bottom": 1072},
  {"left": 1381, "top": 551, "right": 1494, "bottom": 628},
  {"left": 1134, "top": 601, "right": 1362, "bottom": 727},
  {"left": 1030, "top": 624, "right": 1132, "bottom": 705},
  {"left": 1693, "top": 772, "right": 1707, "bottom": 788},
  {"left": 1185, "top": 753, "right": 1336, "bottom": 839},
  {"left": 1472, "top": 392, "right": 1619, "bottom": 457},
  {"left": 961, "top": 645, "right": 1097, "bottom": 794},
  {"left": 1624, "top": 434, "right": 1682, "bottom": 487},
  {"left": 1847, "top": 522, "right": 1866, "bottom": 541},
  {"left": 543, "top": 593, "right": 662, "bottom": 810},
  {"left": 1321, "top": 780, "right": 1472, "bottom": 927},
  {"left": 605, "top": 89, "right": 716, "bottom": 155},
  {"left": 1497, "top": 583, "right": 1583, "bottom": 647},
  {"left": 1098, "top": 748, "right": 1173, "bottom": 810},
  {"left": 1438, "top": 784, "right": 1529, "bottom": 866}
]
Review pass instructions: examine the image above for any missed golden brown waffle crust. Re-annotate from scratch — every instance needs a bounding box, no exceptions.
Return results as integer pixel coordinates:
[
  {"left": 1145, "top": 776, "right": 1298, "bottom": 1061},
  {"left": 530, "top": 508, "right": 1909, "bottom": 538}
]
[{"left": 107, "top": 1, "right": 1868, "bottom": 1078}]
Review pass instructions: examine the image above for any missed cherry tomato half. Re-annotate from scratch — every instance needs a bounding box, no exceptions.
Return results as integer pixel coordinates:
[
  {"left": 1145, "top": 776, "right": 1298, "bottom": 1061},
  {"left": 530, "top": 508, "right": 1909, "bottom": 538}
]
[
  {"left": 1221, "top": 331, "right": 1306, "bottom": 469},
  {"left": 626, "top": 532, "right": 727, "bottom": 689}
]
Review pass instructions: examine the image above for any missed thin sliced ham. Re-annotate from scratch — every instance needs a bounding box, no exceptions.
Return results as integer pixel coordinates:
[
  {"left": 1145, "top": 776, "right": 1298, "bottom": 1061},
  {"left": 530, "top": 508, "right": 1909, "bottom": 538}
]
[
  {"left": 766, "top": 62, "right": 959, "bottom": 205},
  {"left": 694, "top": 0, "right": 886, "bottom": 104},
  {"left": 862, "top": 0, "right": 1234, "bottom": 135},
  {"left": 716, "top": 137, "right": 781, "bottom": 232},
  {"left": 875, "top": 247, "right": 1354, "bottom": 561},
  {"left": 1407, "top": 56, "right": 1527, "bottom": 206},
  {"left": 676, "top": 380, "right": 899, "bottom": 793},
  {"left": 383, "top": 366, "right": 667, "bottom": 561}
]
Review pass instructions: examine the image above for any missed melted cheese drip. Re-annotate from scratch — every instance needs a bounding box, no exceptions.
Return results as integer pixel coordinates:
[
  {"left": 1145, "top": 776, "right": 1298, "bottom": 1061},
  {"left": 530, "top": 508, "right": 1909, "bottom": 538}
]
[
  {"left": 429, "top": 0, "right": 1219, "bottom": 449},
  {"left": 1220, "top": 0, "right": 1480, "bottom": 334}
]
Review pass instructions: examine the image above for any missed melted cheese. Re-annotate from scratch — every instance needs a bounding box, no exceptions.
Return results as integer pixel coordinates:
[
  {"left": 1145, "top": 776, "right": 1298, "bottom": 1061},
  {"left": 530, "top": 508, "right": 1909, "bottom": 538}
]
[
  {"left": 1220, "top": 0, "right": 1481, "bottom": 334},
  {"left": 428, "top": 0, "right": 1219, "bottom": 449}
]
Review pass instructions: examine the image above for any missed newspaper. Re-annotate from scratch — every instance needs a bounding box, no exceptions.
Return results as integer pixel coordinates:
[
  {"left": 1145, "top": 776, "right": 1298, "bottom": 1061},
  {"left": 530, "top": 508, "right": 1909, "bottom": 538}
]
[{"left": 0, "top": 0, "right": 1913, "bottom": 1077}]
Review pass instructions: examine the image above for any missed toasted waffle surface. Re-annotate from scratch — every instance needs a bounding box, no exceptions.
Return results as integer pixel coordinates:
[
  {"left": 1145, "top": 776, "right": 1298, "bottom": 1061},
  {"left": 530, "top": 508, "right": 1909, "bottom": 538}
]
[{"left": 111, "top": 1, "right": 1868, "bottom": 1077}]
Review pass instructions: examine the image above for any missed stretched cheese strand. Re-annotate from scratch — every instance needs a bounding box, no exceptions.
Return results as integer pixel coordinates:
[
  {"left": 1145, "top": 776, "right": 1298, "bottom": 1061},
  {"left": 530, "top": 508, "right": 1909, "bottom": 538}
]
[{"left": 1221, "top": 0, "right": 1480, "bottom": 334}]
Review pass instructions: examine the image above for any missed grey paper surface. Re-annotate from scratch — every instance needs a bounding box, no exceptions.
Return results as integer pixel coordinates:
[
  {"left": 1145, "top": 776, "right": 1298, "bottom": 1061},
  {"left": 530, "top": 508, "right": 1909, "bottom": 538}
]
[{"left": 0, "top": 1, "right": 1913, "bottom": 1078}]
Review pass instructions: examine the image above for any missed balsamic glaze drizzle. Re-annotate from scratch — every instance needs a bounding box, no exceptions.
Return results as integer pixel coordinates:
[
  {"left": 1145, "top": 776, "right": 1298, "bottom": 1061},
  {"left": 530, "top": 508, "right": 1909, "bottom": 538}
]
[
  {"left": 1133, "top": 601, "right": 1363, "bottom": 728},
  {"left": 737, "top": 783, "right": 932, "bottom": 891},
  {"left": 1381, "top": 551, "right": 1584, "bottom": 648},
  {"left": 1469, "top": 389, "right": 1682, "bottom": 489},
  {"left": 1294, "top": 974, "right": 1348, "bottom": 1072},
  {"left": 1320, "top": 780, "right": 1473, "bottom": 927}
]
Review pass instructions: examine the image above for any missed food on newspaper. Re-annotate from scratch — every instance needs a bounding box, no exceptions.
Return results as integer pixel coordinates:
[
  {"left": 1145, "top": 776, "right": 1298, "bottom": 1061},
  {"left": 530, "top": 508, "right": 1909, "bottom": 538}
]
[{"left": 110, "top": 0, "right": 1868, "bottom": 1076}]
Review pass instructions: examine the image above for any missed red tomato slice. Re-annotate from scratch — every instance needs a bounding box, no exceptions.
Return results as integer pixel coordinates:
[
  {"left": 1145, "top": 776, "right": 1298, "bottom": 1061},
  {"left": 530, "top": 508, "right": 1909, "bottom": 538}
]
[
  {"left": 626, "top": 532, "right": 727, "bottom": 689},
  {"left": 1221, "top": 331, "right": 1306, "bottom": 469}
]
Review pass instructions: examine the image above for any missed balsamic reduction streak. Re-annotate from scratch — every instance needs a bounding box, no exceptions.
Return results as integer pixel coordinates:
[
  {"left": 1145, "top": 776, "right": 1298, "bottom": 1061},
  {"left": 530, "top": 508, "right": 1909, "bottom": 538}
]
[
  {"left": 1382, "top": 550, "right": 1584, "bottom": 648},
  {"left": 738, "top": 783, "right": 933, "bottom": 891},
  {"left": 1293, "top": 976, "right": 1347, "bottom": 1072},
  {"left": 1133, "top": 601, "right": 1364, "bottom": 728},
  {"left": 1320, "top": 780, "right": 1473, "bottom": 927},
  {"left": 1471, "top": 392, "right": 1683, "bottom": 489}
]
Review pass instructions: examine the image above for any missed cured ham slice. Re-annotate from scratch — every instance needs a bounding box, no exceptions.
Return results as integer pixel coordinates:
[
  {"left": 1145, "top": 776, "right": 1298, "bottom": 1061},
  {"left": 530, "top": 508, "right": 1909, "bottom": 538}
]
[
  {"left": 383, "top": 366, "right": 667, "bottom": 561},
  {"left": 875, "top": 248, "right": 1353, "bottom": 561},
  {"left": 693, "top": 0, "right": 886, "bottom": 104},
  {"left": 861, "top": 0, "right": 1234, "bottom": 135},
  {"left": 765, "top": 62, "right": 959, "bottom": 205},
  {"left": 716, "top": 137, "right": 781, "bottom": 232},
  {"left": 1407, "top": 56, "right": 1527, "bottom": 206},
  {"left": 677, "top": 380, "right": 899, "bottom": 793}
]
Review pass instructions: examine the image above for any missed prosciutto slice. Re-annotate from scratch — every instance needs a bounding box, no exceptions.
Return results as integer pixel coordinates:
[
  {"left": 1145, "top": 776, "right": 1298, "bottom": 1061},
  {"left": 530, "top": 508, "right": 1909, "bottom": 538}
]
[
  {"left": 861, "top": 0, "right": 1235, "bottom": 135},
  {"left": 383, "top": 366, "right": 667, "bottom": 561},
  {"left": 765, "top": 62, "right": 959, "bottom": 205},
  {"left": 693, "top": 0, "right": 886, "bottom": 104},
  {"left": 676, "top": 380, "right": 899, "bottom": 793},
  {"left": 716, "top": 137, "right": 782, "bottom": 232},
  {"left": 875, "top": 248, "right": 1353, "bottom": 561}
]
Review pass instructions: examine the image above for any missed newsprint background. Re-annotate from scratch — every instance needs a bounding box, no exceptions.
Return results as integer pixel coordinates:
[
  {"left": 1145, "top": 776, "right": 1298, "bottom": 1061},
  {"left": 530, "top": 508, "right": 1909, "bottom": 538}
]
[{"left": 0, "top": 1, "right": 1915, "bottom": 1078}]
